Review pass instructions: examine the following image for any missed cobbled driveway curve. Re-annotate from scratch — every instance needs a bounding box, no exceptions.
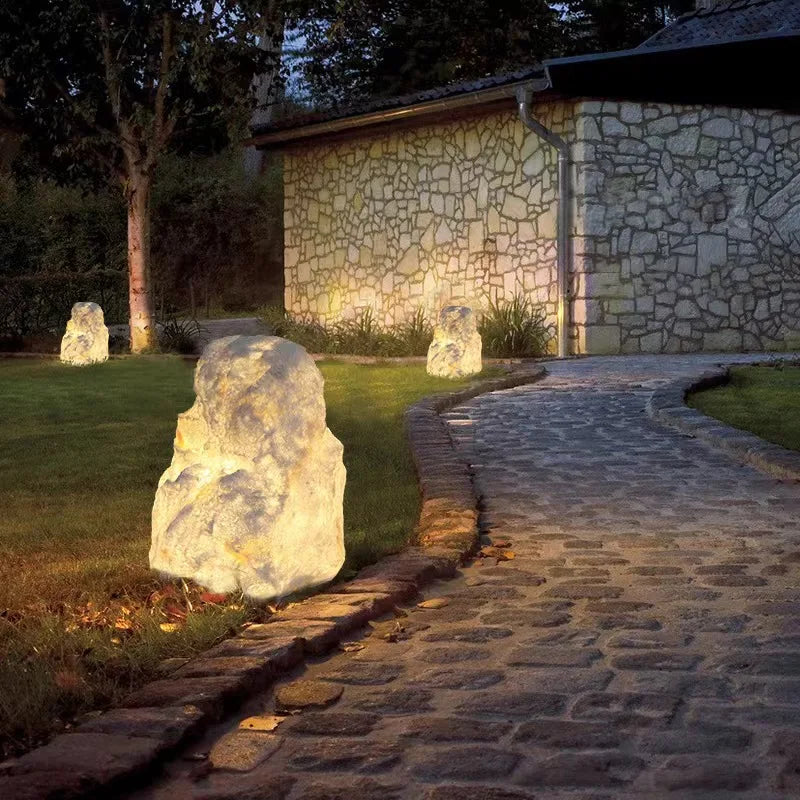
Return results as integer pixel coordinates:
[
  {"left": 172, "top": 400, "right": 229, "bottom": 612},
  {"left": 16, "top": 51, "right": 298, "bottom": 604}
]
[{"left": 135, "top": 354, "right": 800, "bottom": 800}]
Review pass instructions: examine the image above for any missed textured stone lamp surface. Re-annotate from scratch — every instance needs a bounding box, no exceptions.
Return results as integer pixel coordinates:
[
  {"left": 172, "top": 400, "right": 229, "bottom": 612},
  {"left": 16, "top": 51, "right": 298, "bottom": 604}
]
[
  {"left": 60, "top": 302, "right": 109, "bottom": 365},
  {"left": 426, "top": 305, "right": 482, "bottom": 379},
  {"left": 150, "top": 335, "right": 346, "bottom": 600}
]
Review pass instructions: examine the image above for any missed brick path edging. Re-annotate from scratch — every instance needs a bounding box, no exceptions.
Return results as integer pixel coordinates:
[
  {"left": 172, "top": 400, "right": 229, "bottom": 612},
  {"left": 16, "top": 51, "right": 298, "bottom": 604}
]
[
  {"left": 646, "top": 364, "right": 800, "bottom": 481},
  {"left": 0, "top": 364, "right": 546, "bottom": 800}
]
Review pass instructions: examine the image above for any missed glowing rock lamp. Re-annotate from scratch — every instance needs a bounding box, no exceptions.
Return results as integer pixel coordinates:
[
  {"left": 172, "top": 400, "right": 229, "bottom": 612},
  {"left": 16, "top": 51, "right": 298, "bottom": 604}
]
[
  {"left": 150, "top": 336, "right": 346, "bottom": 600},
  {"left": 60, "top": 302, "right": 109, "bottom": 365},
  {"left": 426, "top": 305, "right": 482, "bottom": 379}
]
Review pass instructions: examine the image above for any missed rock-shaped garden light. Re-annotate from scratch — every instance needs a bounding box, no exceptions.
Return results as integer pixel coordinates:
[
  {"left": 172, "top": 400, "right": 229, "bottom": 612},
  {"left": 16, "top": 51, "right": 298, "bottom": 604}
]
[
  {"left": 426, "top": 305, "right": 482, "bottom": 379},
  {"left": 60, "top": 302, "right": 109, "bottom": 365},
  {"left": 150, "top": 336, "right": 346, "bottom": 599}
]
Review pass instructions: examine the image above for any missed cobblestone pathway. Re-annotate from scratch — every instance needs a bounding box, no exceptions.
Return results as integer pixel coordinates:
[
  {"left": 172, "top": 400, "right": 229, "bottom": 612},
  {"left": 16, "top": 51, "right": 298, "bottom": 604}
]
[{"left": 135, "top": 354, "right": 800, "bottom": 800}]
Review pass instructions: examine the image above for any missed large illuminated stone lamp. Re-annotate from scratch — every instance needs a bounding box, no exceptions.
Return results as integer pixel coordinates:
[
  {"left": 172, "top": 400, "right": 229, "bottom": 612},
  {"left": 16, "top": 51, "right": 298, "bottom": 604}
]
[
  {"left": 60, "top": 302, "right": 109, "bottom": 365},
  {"left": 150, "top": 336, "right": 346, "bottom": 599},
  {"left": 426, "top": 305, "right": 482, "bottom": 379}
]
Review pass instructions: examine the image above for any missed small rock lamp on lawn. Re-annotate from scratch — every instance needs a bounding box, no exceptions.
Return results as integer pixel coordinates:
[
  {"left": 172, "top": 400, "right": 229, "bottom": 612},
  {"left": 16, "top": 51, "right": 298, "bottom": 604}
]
[
  {"left": 150, "top": 335, "right": 346, "bottom": 599},
  {"left": 60, "top": 302, "right": 109, "bottom": 365},
  {"left": 427, "top": 305, "right": 483, "bottom": 379}
]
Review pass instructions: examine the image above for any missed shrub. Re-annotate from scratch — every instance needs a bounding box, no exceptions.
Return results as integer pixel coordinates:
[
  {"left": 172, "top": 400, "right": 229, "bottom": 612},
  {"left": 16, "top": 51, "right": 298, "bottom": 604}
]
[
  {"left": 0, "top": 148, "right": 284, "bottom": 343},
  {"left": 259, "top": 307, "right": 433, "bottom": 356},
  {"left": 333, "top": 309, "right": 402, "bottom": 356},
  {"left": 0, "top": 271, "right": 127, "bottom": 338},
  {"left": 262, "top": 299, "right": 553, "bottom": 359},
  {"left": 150, "top": 150, "right": 283, "bottom": 316},
  {"left": 478, "top": 295, "right": 553, "bottom": 358},
  {"left": 259, "top": 306, "right": 333, "bottom": 353},
  {"left": 0, "top": 180, "right": 128, "bottom": 337},
  {"left": 393, "top": 308, "right": 434, "bottom": 356},
  {"left": 157, "top": 316, "right": 208, "bottom": 355}
]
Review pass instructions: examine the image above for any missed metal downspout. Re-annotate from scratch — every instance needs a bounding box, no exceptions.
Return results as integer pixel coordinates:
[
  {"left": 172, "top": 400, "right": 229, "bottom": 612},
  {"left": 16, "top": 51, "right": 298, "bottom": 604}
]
[{"left": 516, "top": 86, "right": 570, "bottom": 359}]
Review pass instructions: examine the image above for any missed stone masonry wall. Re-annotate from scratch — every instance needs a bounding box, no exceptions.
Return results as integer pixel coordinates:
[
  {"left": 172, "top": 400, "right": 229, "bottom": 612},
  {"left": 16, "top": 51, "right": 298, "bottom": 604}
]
[
  {"left": 283, "top": 104, "right": 576, "bottom": 330},
  {"left": 572, "top": 100, "right": 800, "bottom": 354}
]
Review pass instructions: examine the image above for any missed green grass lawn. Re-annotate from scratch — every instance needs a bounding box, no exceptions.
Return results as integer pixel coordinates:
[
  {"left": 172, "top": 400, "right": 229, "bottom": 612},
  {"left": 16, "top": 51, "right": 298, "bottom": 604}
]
[
  {"left": 689, "top": 364, "right": 800, "bottom": 452},
  {"left": 0, "top": 357, "right": 478, "bottom": 755}
]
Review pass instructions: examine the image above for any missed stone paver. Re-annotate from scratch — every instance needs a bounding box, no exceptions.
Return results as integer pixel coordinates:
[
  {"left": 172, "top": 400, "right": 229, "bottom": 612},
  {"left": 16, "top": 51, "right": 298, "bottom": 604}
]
[{"left": 131, "top": 354, "right": 800, "bottom": 799}]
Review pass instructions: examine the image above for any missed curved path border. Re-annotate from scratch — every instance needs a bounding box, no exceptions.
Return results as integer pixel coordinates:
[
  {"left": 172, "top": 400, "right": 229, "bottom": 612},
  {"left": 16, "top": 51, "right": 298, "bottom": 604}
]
[
  {"left": 0, "top": 364, "right": 545, "bottom": 800},
  {"left": 647, "top": 365, "right": 800, "bottom": 482}
]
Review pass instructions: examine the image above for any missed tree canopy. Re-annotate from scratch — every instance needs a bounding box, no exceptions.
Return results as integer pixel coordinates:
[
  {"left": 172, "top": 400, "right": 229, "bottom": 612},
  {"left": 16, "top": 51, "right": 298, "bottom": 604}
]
[
  {"left": 288, "top": 0, "right": 695, "bottom": 108},
  {"left": 0, "top": 0, "right": 276, "bottom": 350},
  {"left": 293, "top": 0, "right": 564, "bottom": 105},
  {"left": 563, "top": 0, "right": 694, "bottom": 54},
  {"left": 0, "top": 1, "right": 275, "bottom": 186}
]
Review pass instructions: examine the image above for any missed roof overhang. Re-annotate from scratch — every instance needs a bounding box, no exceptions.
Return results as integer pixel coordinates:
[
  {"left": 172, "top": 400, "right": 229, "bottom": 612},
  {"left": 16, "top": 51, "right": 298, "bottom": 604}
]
[
  {"left": 546, "top": 31, "right": 800, "bottom": 112},
  {"left": 248, "top": 76, "right": 551, "bottom": 150}
]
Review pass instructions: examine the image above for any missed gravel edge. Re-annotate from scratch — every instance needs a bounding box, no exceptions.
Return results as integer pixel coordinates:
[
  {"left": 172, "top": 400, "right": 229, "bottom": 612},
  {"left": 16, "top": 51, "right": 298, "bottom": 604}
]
[
  {"left": 0, "top": 364, "right": 546, "bottom": 799},
  {"left": 646, "top": 365, "right": 800, "bottom": 482}
]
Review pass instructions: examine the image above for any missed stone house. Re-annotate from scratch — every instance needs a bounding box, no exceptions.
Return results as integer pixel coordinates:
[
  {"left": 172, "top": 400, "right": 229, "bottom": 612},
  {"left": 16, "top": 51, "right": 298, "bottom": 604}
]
[{"left": 250, "top": 0, "right": 800, "bottom": 355}]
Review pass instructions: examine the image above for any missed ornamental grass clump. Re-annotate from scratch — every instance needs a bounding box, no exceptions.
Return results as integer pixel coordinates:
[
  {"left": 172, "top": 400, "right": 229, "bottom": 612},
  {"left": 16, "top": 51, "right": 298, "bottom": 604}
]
[
  {"left": 158, "top": 316, "right": 208, "bottom": 355},
  {"left": 259, "top": 306, "right": 433, "bottom": 356},
  {"left": 259, "top": 306, "right": 334, "bottom": 353},
  {"left": 478, "top": 295, "right": 552, "bottom": 358}
]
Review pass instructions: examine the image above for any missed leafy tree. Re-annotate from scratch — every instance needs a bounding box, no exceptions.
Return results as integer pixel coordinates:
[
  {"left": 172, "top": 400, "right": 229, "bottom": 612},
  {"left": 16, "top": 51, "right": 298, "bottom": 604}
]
[
  {"left": 294, "top": 0, "right": 566, "bottom": 106},
  {"left": 0, "top": 1, "right": 279, "bottom": 351},
  {"left": 563, "top": 0, "right": 694, "bottom": 54},
  {"left": 290, "top": 0, "right": 696, "bottom": 107}
]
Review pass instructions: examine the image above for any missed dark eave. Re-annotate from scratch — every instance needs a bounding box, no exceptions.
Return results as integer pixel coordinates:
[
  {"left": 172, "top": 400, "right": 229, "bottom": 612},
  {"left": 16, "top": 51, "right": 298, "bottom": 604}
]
[{"left": 545, "top": 31, "right": 800, "bottom": 112}]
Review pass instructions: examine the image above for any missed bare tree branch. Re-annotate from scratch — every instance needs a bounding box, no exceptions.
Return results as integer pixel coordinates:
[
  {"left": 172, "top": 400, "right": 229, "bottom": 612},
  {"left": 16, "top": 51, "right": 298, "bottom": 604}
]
[
  {"left": 148, "top": 12, "right": 175, "bottom": 168},
  {"left": 97, "top": 9, "right": 122, "bottom": 124}
]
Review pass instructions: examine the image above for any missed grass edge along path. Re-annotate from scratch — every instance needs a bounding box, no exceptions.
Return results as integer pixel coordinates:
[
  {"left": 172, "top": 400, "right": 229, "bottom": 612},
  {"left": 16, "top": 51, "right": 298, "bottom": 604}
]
[
  {"left": 0, "top": 357, "right": 482, "bottom": 756},
  {"left": 688, "top": 363, "right": 800, "bottom": 453}
]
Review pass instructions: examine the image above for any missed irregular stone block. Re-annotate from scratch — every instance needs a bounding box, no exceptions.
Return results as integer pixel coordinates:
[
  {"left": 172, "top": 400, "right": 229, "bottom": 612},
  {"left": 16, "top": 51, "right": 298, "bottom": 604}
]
[
  {"left": 60, "top": 302, "right": 109, "bottom": 365},
  {"left": 75, "top": 705, "right": 204, "bottom": 751},
  {"left": 208, "top": 730, "right": 282, "bottom": 772},
  {"left": 274, "top": 679, "right": 344, "bottom": 712},
  {"left": 150, "top": 336, "right": 346, "bottom": 599},
  {"left": 411, "top": 746, "right": 520, "bottom": 781},
  {"left": 426, "top": 306, "right": 482, "bottom": 379},
  {"left": 4, "top": 732, "right": 160, "bottom": 785},
  {"left": 121, "top": 675, "right": 245, "bottom": 717},
  {"left": 518, "top": 752, "right": 644, "bottom": 788},
  {"left": 285, "top": 711, "right": 380, "bottom": 736}
]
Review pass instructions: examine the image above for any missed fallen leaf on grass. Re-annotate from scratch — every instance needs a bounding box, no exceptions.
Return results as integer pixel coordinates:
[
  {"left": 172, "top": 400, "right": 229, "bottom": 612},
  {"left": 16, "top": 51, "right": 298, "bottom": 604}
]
[
  {"left": 159, "top": 622, "right": 181, "bottom": 633},
  {"left": 417, "top": 598, "right": 449, "bottom": 609},
  {"left": 199, "top": 592, "right": 228, "bottom": 605},
  {"left": 163, "top": 603, "right": 187, "bottom": 621}
]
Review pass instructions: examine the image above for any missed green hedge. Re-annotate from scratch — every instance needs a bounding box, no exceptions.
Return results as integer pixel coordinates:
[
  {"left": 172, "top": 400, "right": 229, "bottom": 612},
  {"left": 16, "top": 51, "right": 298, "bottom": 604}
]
[{"left": 0, "top": 149, "right": 283, "bottom": 339}]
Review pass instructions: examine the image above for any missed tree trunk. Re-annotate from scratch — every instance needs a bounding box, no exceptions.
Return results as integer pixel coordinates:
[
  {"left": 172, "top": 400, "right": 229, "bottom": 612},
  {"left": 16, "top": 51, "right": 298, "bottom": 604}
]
[{"left": 126, "top": 173, "right": 158, "bottom": 352}]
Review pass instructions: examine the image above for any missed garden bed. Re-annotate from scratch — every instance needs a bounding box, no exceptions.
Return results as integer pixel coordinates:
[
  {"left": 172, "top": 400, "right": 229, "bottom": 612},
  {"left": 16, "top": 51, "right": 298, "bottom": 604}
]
[{"left": 0, "top": 357, "right": 487, "bottom": 757}]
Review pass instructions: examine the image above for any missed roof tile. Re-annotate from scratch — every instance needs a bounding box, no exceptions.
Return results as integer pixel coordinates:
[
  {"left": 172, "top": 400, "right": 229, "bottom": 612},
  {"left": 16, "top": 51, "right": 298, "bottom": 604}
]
[
  {"left": 251, "top": 66, "right": 544, "bottom": 136},
  {"left": 640, "top": 0, "right": 800, "bottom": 48}
]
